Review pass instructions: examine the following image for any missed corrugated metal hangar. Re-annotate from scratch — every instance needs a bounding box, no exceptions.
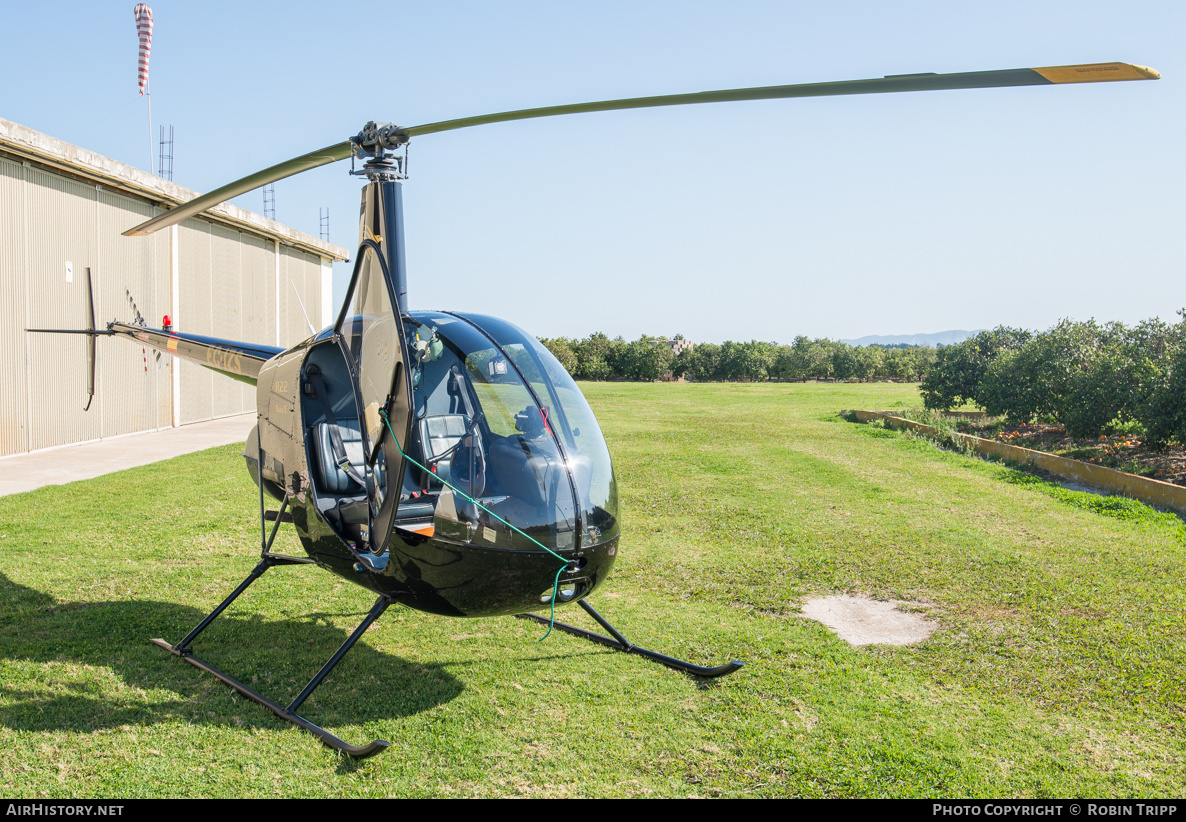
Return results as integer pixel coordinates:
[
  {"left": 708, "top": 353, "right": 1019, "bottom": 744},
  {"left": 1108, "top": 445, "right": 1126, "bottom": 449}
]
[{"left": 0, "top": 117, "right": 349, "bottom": 459}]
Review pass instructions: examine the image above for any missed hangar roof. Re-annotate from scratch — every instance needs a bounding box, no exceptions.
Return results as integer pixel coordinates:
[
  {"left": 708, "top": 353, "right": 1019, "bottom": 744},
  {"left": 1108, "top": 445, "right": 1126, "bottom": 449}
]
[{"left": 0, "top": 117, "right": 349, "bottom": 262}]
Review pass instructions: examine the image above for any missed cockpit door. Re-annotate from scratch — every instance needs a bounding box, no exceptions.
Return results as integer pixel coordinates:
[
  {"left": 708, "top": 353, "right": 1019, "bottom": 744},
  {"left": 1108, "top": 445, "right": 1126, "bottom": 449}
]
[{"left": 334, "top": 240, "right": 414, "bottom": 555}]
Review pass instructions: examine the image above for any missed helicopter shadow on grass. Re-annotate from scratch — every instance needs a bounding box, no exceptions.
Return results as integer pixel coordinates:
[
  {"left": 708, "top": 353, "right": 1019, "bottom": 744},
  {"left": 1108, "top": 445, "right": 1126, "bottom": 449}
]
[
  {"left": 0, "top": 571, "right": 463, "bottom": 745},
  {"left": 500, "top": 611, "right": 740, "bottom": 691}
]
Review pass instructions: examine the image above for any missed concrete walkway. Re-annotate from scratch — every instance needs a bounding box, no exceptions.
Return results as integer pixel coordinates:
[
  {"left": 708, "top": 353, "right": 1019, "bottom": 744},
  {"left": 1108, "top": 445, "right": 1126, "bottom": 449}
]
[{"left": 0, "top": 414, "right": 256, "bottom": 497}]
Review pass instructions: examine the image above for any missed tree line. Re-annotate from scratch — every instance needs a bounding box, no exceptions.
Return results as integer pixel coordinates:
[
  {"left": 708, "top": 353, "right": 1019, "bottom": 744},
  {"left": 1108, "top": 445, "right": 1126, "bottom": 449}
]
[
  {"left": 538, "top": 334, "right": 938, "bottom": 383},
  {"left": 920, "top": 315, "right": 1186, "bottom": 445}
]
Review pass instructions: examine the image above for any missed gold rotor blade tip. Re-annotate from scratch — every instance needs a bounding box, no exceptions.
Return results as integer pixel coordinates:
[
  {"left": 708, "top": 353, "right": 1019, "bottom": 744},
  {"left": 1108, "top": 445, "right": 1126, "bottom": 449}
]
[{"left": 1033, "top": 62, "right": 1160, "bottom": 84}]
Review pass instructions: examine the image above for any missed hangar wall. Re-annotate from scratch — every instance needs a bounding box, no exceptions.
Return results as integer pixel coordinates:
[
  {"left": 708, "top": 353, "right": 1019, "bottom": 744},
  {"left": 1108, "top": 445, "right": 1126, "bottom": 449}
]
[{"left": 0, "top": 119, "right": 348, "bottom": 458}]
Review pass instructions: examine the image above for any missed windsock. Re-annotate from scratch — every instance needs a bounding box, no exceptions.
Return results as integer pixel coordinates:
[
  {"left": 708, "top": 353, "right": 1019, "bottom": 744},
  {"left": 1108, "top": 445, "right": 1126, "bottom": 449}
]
[{"left": 135, "top": 4, "right": 153, "bottom": 95}]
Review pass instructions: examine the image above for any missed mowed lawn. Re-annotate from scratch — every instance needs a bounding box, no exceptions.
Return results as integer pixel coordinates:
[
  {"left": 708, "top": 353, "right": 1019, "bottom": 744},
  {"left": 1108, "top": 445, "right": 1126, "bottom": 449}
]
[{"left": 0, "top": 382, "right": 1182, "bottom": 798}]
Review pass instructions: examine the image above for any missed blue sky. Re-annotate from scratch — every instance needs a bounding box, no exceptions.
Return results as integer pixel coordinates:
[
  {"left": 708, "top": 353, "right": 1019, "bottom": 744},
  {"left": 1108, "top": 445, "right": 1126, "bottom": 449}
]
[{"left": 2, "top": 1, "right": 1181, "bottom": 343}]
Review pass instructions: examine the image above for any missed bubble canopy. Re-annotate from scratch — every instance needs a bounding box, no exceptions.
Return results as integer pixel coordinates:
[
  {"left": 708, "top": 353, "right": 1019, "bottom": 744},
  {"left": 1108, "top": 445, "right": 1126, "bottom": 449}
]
[{"left": 401, "top": 311, "right": 619, "bottom": 555}]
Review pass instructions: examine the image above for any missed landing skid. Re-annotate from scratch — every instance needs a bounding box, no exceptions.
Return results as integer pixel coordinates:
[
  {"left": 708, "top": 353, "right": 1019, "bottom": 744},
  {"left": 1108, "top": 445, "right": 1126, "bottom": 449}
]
[
  {"left": 151, "top": 554, "right": 392, "bottom": 758},
  {"left": 516, "top": 599, "right": 744, "bottom": 678},
  {"left": 156, "top": 487, "right": 737, "bottom": 757},
  {"left": 151, "top": 493, "right": 393, "bottom": 758}
]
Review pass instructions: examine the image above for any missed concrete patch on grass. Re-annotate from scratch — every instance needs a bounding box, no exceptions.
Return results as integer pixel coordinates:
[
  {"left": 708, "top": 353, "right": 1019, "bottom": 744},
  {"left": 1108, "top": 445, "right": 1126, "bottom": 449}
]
[{"left": 801, "top": 595, "right": 936, "bottom": 646}]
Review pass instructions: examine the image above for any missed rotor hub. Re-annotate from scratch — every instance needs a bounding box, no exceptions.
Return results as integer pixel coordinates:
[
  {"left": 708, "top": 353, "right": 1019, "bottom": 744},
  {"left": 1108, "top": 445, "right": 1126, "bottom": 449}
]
[
  {"left": 353, "top": 121, "right": 408, "bottom": 155},
  {"left": 352, "top": 121, "right": 410, "bottom": 181}
]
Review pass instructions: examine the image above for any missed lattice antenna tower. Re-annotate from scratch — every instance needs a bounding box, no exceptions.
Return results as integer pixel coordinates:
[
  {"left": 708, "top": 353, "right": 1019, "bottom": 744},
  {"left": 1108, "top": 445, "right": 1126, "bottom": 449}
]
[
  {"left": 157, "top": 125, "right": 174, "bottom": 181},
  {"left": 319, "top": 208, "right": 330, "bottom": 242},
  {"left": 263, "top": 184, "right": 276, "bottom": 220}
]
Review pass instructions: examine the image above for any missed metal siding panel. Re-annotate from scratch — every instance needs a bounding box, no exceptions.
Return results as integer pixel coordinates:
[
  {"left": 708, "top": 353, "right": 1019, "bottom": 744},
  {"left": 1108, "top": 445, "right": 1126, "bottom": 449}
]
[
  {"left": 209, "top": 224, "right": 242, "bottom": 417},
  {"left": 156, "top": 225, "right": 173, "bottom": 428},
  {"left": 24, "top": 169, "right": 100, "bottom": 451},
  {"left": 0, "top": 158, "right": 29, "bottom": 456},
  {"left": 305, "top": 250, "right": 323, "bottom": 335},
  {"left": 281, "top": 245, "right": 320, "bottom": 346},
  {"left": 240, "top": 232, "right": 270, "bottom": 412},
  {"left": 307, "top": 251, "right": 322, "bottom": 336},
  {"left": 305, "top": 249, "right": 323, "bottom": 337},
  {"left": 320, "top": 256, "right": 333, "bottom": 329},
  {"left": 178, "top": 219, "right": 213, "bottom": 424},
  {"left": 278, "top": 247, "right": 292, "bottom": 345},
  {"left": 97, "top": 189, "right": 161, "bottom": 438},
  {"left": 281, "top": 247, "right": 297, "bottom": 344},
  {"left": 264, "top": 241, "right": 278, "bottom": 346},
  {"left": 288, "top": 247, "right": 301, "bottom": 343},
  {"left": 242, "top": 233, "right": 268, "bottom": 342}
]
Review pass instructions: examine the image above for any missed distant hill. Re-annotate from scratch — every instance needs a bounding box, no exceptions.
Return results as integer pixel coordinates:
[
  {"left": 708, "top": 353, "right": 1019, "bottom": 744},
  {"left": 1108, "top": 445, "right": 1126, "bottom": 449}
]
[{"left": 840, "top": 330, "right": 984, "bottom": 348}]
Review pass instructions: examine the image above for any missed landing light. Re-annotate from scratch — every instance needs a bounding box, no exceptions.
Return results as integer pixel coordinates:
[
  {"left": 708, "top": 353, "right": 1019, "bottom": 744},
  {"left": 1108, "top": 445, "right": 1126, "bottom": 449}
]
[{"left": 541, "top": 582, "right": 579, "bottom": 604}]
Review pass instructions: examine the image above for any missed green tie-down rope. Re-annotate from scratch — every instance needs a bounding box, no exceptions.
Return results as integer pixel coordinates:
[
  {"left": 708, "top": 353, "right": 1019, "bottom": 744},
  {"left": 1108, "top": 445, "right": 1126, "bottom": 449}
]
[{"left": 379, "top": 409, "right": 570, "bottom": 640}]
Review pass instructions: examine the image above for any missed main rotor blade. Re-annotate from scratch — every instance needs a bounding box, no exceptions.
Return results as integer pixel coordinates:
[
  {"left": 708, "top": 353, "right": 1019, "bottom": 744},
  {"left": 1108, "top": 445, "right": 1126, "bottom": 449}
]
[
  {"left": 123, "top": 62, "right": 1157, "bottom": 237},
  {"left": 405, "top": 62, "right": 1158, "bottom": 138},
  {"left": 123, "top": 141, "right": 351, "bottom": 236}
]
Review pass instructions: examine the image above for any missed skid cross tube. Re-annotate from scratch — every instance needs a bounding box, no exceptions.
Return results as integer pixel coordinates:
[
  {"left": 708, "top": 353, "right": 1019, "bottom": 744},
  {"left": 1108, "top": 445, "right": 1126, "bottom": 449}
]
[
  {"left": 515, "top": 599, "right": 744, "bottom": 678},
  {"left": 151, "top": 556, "right": 393, "bottom": 758}
]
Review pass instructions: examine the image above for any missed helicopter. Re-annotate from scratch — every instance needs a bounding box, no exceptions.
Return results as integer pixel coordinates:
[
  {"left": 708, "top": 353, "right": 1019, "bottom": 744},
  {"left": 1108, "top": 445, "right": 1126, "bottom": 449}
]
[{"left": 31, "top": 61, "right": 1158, "bottom": 757}]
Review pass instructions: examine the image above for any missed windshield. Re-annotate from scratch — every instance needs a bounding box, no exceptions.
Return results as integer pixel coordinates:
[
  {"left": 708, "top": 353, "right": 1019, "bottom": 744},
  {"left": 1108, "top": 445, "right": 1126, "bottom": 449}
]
[
  {"left": 455, "top": 313, "right": 619, "bottom": 548},
  {"left": 401, "top": 312, "right": 582, "bottom": 554}
]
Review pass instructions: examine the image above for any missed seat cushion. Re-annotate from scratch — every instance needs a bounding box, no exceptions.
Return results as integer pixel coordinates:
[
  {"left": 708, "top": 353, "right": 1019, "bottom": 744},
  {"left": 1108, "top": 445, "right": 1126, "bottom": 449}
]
[
  {"left": 314, "top": 419, "right": 365, "bottom": 494},
  {"left": 422, "top": 415, "right": 470, "bottom": 461}
]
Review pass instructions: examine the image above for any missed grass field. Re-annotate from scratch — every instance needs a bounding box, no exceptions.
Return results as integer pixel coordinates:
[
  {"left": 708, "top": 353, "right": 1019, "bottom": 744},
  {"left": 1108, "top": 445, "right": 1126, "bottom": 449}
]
[{"left": 1, "top": 382, "right": 1182, "bottom": 798}]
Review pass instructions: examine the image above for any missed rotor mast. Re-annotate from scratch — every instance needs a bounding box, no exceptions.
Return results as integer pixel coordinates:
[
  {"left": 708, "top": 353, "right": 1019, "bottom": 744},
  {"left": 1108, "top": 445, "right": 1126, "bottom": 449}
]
[{"left": 352, "top": 122, "right": 411, "bottom": 314}]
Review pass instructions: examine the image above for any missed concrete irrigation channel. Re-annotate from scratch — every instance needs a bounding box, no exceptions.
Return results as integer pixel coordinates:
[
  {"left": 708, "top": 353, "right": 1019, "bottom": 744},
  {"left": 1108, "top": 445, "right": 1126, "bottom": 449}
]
[{"left": 845, "top": 410, "right": 1186, "bottom": 516}]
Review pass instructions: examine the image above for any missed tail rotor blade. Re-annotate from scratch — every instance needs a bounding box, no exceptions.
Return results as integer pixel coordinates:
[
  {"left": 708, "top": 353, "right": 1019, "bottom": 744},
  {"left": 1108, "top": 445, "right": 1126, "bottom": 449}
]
[
  {"left": 85, "top": 267, "right": 96, "bottom": 412},
  {"left": 25, "top": 267, "right": 110, "bottom": 412}
]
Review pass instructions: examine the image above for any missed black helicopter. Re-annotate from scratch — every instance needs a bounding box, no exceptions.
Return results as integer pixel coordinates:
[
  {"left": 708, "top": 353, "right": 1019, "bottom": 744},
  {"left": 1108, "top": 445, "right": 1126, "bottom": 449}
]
[{"left": 34, "top": 61, "right": 1158, "bottom": 757}]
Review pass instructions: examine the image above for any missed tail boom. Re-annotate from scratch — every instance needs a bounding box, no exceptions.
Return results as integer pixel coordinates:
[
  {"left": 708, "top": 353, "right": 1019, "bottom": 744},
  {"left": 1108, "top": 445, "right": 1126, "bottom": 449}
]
[{"left": 107, "top": 322, "right": 283, "bottom": 386}]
